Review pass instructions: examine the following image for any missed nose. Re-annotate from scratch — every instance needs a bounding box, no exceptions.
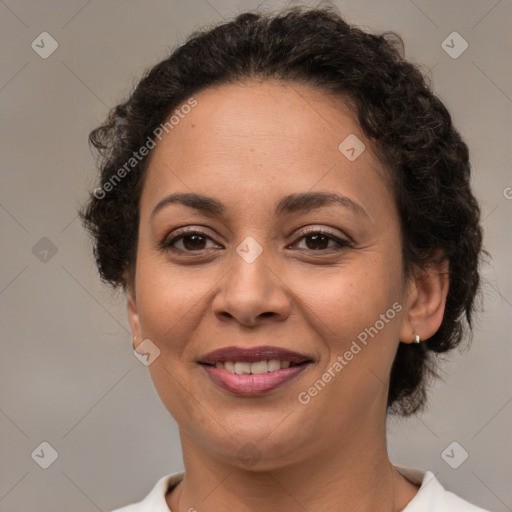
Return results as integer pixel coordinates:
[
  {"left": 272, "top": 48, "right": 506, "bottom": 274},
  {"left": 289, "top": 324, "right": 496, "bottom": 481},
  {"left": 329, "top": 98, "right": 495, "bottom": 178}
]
[{"left": 212, "top": 244, "right": 292, "bottom": 327}]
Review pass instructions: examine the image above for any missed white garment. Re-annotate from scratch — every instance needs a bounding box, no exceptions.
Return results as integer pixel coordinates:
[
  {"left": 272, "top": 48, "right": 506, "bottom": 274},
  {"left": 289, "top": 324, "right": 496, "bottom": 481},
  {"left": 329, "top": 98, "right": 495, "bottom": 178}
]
[{"left": 110, "top": 466, "right": 490, "bottom": 512}]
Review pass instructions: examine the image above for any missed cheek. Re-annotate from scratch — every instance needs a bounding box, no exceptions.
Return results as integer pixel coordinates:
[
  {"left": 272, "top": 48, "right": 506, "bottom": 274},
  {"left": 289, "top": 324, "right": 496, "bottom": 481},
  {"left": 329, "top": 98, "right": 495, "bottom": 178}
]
[
  {"left": 298, "top": 256, "right": 404, "bottom": 404},
  {"left": 296, "top": 259, "right": 402, "bottom": 339},
  {"left": 133, "top": 252, "right": 223, "bottom": 358}
]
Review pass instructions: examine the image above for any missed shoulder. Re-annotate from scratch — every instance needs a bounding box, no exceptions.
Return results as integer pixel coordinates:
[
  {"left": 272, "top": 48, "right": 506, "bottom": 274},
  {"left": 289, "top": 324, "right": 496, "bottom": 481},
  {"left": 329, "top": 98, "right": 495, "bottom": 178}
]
[
  {"left": 109, "top": 467, "right": 490, "bottom": 512},
  {"left": 109, "top": 471, "right": 184, "bottom": 512},
  {"left": 396, "top": 466, "right": 491, "bottom": 512}
]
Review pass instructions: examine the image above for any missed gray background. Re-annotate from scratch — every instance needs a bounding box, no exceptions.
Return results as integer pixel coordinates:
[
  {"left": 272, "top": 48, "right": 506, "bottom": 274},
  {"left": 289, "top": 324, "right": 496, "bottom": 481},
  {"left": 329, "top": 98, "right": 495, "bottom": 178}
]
[{"left": 0, "top": 0, "right": 511, "bottom": 510}]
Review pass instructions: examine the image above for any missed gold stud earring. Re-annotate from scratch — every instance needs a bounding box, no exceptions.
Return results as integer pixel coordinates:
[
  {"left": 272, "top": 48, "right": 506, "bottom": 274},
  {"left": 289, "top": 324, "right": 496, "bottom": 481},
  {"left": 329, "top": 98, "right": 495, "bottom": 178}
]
[{"left": 413, "top": 333, "right": 421, "bottom": 344}]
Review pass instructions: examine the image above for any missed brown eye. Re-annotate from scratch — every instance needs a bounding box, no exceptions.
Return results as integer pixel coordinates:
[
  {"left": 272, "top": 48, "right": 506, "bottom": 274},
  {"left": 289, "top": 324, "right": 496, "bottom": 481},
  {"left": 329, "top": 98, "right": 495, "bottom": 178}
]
[
  {"left": 292, "top": 230, "right": 352, "bottom": 252},
  {"left": 162, "top": 231, "right": 218, "bottom": 252},
  {"left": 180, "top": 234, "right": 207, "bottom": 250},
  {"left": 304, "top": 233, "right": 330, "bottom": 250}
]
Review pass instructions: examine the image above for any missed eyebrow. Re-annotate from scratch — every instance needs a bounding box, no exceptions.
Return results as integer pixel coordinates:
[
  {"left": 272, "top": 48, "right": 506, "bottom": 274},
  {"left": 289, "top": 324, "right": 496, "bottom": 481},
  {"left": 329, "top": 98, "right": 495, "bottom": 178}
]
[{"left": 151, "top": 191, "right": 369, "bottom": 219}]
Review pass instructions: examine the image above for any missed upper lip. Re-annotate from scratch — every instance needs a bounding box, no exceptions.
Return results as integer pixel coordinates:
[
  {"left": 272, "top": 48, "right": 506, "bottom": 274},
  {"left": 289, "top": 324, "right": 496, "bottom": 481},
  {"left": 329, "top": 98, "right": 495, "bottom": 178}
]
[{"left": 198, "top": 345, "right": 313, "bottom": 365}]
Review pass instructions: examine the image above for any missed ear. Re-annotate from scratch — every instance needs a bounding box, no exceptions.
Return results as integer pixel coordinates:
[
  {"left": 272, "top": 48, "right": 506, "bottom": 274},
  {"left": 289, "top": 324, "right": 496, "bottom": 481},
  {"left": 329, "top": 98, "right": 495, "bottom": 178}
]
[
  {"left": 399, "top": 251, "right": 450, "bottom": 344},
  {"left": 126, "top": 280, "right": 141, "bottom": 339}
]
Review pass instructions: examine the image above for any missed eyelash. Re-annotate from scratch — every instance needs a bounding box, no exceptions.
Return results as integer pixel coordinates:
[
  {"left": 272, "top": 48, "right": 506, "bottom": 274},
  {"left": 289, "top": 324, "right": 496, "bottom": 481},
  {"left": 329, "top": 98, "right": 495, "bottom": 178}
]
[{"left": 161, "top": 228, "right": 353, "bottom": 254}]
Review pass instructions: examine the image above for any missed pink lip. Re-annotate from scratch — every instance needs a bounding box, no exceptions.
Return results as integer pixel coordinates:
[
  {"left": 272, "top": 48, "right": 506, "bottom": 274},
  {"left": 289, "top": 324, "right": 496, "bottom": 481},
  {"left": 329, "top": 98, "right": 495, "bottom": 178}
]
[
  {"left": 198, "top": 345, "right": 314, "bottom": 396},
  {"left": 201, "top": 363, "right": 311, "bottom": 396},
  {"left": 198, "top": 345, "right": 312, "bottom": 365}
]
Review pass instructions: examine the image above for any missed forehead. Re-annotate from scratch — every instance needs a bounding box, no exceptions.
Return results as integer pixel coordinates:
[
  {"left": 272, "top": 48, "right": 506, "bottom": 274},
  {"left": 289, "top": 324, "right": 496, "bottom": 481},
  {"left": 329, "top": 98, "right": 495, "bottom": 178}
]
[
  {"left": 140, "top": 80, "right": 391, "bottom": 218},
  {"left": 165, "top": 79, "right": 361, "bottom": 151}
]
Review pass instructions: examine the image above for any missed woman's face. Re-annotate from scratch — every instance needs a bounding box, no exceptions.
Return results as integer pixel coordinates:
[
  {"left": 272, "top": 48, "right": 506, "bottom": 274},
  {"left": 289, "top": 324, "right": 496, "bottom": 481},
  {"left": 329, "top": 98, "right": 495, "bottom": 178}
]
[{"left": 128, "top": 80, "right": 415, "bottom": 468}]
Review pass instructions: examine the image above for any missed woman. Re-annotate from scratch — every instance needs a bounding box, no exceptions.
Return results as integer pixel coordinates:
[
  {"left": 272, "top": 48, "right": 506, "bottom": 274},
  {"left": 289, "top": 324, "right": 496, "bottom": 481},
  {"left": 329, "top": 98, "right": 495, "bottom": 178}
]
[{"left": 81, "top": 6, "right": 487, "bottom": 511}]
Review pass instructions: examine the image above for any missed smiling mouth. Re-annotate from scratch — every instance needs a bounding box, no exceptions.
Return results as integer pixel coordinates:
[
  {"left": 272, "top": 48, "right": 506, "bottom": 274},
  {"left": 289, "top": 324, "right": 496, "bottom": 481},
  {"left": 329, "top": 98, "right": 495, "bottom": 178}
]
[
  {"left": 198, "top": 345, "right": 314, "bottom": 396},
  {"left": 202, "top": 359, "right": 307, "bottom": 374}
]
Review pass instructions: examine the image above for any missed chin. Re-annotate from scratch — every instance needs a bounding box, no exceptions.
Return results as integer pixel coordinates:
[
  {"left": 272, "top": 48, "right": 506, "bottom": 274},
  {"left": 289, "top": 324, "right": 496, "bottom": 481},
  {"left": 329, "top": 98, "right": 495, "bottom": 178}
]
[{"left": 202, "top": 424, "right": 312, "bottom": 470}]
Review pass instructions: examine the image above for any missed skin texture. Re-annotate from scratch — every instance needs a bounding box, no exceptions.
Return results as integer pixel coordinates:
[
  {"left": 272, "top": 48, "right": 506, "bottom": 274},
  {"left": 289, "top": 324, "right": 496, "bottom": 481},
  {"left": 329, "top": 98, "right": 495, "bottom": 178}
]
[{"left": 126, "top": 80, "right": 449, "bottom": 512}]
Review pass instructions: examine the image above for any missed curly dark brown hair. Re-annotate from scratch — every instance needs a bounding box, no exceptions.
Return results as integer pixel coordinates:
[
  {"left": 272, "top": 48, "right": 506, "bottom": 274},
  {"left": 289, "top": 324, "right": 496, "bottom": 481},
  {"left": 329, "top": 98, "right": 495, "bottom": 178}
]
[{"left": 80, "top": 6, "right": 483, "bottom": 416}]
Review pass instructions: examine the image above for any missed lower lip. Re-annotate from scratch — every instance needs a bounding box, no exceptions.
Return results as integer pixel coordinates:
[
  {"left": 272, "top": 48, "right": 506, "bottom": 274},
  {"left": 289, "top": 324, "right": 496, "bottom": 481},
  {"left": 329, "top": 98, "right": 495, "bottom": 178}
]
[{"left": 201, "top": 364, "right": 310, "bottom": 396}]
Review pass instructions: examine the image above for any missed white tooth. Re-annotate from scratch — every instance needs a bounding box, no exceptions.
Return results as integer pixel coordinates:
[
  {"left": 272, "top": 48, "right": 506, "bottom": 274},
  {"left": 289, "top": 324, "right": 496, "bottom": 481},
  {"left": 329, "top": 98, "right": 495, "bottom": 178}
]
[
  {"left": 234, "top": 362, "right": 251, "bottom": 375},
  {"left": 280, "top": 361, "right": 290, "bottom": 369},
  {"left": 250, "top": 361, "right": 268, "bottom": 374},
  {"left": 224, "top": 361, "right": 235, "bottom": 373},
  {"left": 267, "top": 359, "right": 281, "bottom": 372},
  {"left": 215, "top": 362, "right": 224, "bottom": 369}
]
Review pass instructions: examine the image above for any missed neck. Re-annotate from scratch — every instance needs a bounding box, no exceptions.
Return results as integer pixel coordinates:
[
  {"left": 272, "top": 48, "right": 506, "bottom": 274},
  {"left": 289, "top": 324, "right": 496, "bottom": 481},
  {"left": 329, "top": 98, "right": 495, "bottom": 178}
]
[{"left": 166, "top": 424, "right": 418, "bottom": 512}]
